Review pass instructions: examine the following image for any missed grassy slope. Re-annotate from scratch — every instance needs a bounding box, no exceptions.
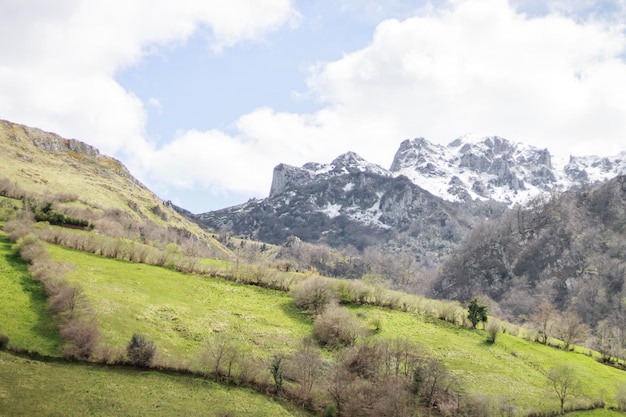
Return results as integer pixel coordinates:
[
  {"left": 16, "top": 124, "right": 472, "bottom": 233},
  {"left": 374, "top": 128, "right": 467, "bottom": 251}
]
[
  {"left": 0, "top": 351, "right": 305, "bottom": 417},
  {"left": 46, "top": 244, "right": 311, "bottom": 362},
  {"left": 368, "top": 305, "right": 626, "bottom": 412},
  {"left": 42, "top": 243, "right": 626, "bottom": 413},
  {"left": 0, "top": 231, "right": 62, "bottom": 355},
  {"left": 0, "top": 120, "right": 231, "bottom": 259}
]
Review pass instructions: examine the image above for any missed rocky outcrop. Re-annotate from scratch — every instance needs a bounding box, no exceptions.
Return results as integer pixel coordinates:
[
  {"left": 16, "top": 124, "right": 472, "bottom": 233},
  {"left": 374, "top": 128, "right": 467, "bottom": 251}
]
[
  {"left": 1, "top": 119, "right": 100, "bottom": 158},
  {"left": 269, "top": 164, "right": 313, "bottom": 197}
]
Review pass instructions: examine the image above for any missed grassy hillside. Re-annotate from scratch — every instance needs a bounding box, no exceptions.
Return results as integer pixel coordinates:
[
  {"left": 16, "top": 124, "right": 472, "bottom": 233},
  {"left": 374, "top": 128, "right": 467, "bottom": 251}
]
[
  {"left": 45, "top": 243, "right": 311, "bottom": 362},
  {"left": 0, "top": 351, "right": 308, "bottom": 417},
  {"left": 0, "top": 232, "right": 62, "bottom": 355},
  {"left": 370, "top": 305, "right": 625, "bottom": 411},
  {"left": 13, "top": 241, "right": 621, "bottom": 414},
  {"left": 2, "top": 119, "right": 626, "bottom": 416},
  {"left": 0, "top": 120, "right": 231, "bottom": 260}
]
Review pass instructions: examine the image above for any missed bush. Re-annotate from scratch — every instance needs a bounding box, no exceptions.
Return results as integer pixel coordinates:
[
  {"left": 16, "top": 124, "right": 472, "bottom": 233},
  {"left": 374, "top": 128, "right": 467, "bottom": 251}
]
[
  {"left": 616, "top": 382, "right": 626, "bottom": 411},
  {"left": 0, "top": 331, "right": 9, "bottom": 350},
  {"left": 127, "top": 333, "right": 156, "bottom": 366},
  {"left": 486, "top": 319, "right": 501, "bottom": 343},
  {"left": 60, "top": 319, "right": 100, "bottom": 359},
  {"left": 292, "top": 277, "right": 337, "bottom": 315},
  {"left": 15, "top": 233, "right": 46, "bottom": 263},
  {"left": 313, "top": 305, "right": 364, "bottom": 348}
]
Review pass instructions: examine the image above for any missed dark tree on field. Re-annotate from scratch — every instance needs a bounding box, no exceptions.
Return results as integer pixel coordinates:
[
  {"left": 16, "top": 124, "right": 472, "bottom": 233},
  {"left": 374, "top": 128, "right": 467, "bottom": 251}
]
[
  {"left": 270, "top": 355, "right": 285, "bottom": 393},
  {"left": 467, "top": 298, "right": 488, "bottom": 329},
  {"left": 547, "top": 364, "right": 580, "bottom": 414},
  {"left": 127, "top": 333, "right": 156, "bottom": 366}
]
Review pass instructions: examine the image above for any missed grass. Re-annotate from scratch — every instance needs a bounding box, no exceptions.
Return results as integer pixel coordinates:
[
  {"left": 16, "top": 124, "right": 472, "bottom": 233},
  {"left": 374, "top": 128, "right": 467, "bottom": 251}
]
[
  {"left": 41, "top": 243, "right": 626, "bottom": 413},
  {"left": 354, "top": 305, "right": 626, "bottom": 413},
  {"left": 566, "top": 411, "right": 626, "bottom": 417},
  {"left": 46, "top": 244, "right": 312, "bottom": 362},
  {"left": 0, "top": 351, "right": 309, "bottom": 417},
  {"left": 3, "top": 228, "right": 626, "bottom": 415},
  {"left": 0, "top": 231, "right": 62, "bottom": 355}
]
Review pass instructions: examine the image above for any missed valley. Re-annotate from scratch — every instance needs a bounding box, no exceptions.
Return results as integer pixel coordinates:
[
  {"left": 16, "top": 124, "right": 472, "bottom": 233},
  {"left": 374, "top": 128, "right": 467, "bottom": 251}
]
[{"left": 1, "top": 119, "right": 626, "bottom": 416}]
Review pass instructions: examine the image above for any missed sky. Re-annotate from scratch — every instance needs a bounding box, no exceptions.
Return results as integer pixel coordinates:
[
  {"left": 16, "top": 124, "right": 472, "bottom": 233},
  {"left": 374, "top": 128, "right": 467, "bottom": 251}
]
[{"left": 1, "top": 0, "right": 626, "bottom": 213}]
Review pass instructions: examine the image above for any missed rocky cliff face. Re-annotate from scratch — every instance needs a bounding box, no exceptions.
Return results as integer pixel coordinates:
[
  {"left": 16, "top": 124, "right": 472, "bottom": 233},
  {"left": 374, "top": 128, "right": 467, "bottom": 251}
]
[
  {"left": 389, "top": 135, "right": 626, "bottom": 206},
  {"left": 270, "top": 152, "right": 391, "bottom": 198}
]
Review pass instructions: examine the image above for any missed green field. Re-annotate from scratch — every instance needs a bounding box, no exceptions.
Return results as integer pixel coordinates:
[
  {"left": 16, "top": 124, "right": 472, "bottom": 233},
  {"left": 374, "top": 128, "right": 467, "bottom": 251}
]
[
  {"left": 0, "top": 232, "right": 62, "bottom": 355},
  {"left": 46, "top": 244, "right": 312, "bottom": 362},
  {"left": 366, "top": 305, "right": 626, "bottom": 412},
  {"left": 0, "top": 351, "right": 307, "bottom": 417},
  {"left": 3, "top": 234, "right": 626, "bottom": 415},
  {"left": 41, "top": 243, "right": 626, "bottom": 413}
]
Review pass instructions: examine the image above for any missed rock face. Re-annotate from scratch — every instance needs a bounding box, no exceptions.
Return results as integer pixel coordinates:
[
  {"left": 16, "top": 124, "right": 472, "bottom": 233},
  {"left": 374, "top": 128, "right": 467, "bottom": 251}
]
[
  {"left": 2, "top": 119, "right": 101, "bottom": 158},
  {"left": 390, "top": 135, "right": 626, "bottom": 205},
  {"left": 270, "top": 152, "right": 391, "bottom": 198}
]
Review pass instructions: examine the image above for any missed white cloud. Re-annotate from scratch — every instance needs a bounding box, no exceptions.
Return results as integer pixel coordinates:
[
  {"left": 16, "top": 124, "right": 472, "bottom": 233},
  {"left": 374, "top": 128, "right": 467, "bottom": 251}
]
[{"left": 0, "top": 0, "right": 299, "bottom": 158}]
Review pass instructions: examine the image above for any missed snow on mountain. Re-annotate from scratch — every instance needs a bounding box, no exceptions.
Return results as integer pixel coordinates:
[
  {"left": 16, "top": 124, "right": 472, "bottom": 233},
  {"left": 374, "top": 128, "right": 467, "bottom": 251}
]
[{"left": 391, "top": 135, "right": 626, "bottom": 206}]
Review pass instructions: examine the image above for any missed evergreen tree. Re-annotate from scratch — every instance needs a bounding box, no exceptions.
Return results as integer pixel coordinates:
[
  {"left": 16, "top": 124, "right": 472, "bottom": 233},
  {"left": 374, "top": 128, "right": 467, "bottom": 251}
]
[{"left": 467, "top": 298, "right": 488, "bottom": 329}]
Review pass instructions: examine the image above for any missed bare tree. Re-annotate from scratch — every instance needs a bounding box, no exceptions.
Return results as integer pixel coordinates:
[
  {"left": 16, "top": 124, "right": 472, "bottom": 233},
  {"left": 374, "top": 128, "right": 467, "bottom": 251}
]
[
  {"left": 60, "top": 319, "right": 100, "bottom": 359},
  {"left": 286, "top": 339, "right": 324, "bottom": 402},
  {"left": 547, "top": 364, "right": 580, "bottom": 414},
  {"left": 202, "top": 333, "right": 239, "bottom": 381},
  {"left": 532, "top": 302, "right": 558, "bottom": 345},
  {"left": 616, "top": 382, "right": 626, "bottom": 411},
  {"left": 555, "top": 311, "right": 588, "bottom": 351}
]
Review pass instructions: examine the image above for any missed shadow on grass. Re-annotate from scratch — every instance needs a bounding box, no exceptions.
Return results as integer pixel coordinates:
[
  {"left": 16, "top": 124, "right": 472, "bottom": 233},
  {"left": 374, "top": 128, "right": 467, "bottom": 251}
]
[
  {"left": 278, "top": 299, "right": 313, "bottom": 328},
  {"left": 0, "top": 233, "right": 62, "bottom": 352}
]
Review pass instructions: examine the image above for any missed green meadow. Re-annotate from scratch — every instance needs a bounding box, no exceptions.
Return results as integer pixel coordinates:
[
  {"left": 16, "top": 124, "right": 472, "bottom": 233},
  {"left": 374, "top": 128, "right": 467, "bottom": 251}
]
[
  {"left": 0, "top": 232, "right": 61, "bottom": 355},
  {"left": 0, "top": 351, "right": 308, "bottom": 417},
  {"left": 43, "top": 242, "right": 626, "bottom": 413},
  {"left": 2, "top": 234, "right": 626, "bottom": 415},
  {"left": 45, "top": 244, "right": 312, "bottom": 362},
  {"left": 365, "top": 305, "right": 626, "bottom": 412}
]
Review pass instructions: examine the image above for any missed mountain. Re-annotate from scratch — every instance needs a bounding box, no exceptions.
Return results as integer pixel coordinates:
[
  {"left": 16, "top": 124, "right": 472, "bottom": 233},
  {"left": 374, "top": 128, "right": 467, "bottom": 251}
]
[
  {"left": 432, "top": 174, "right": 626, "bottom": 328},
  {"left": 188, "top": 135, "right": 626, "bottom": 267},
  {"left": 0, "top": 119, "right": 226, "bottom": 254},
  {"left": 390, "top": 134, "right": 626, "bottom": 205}
]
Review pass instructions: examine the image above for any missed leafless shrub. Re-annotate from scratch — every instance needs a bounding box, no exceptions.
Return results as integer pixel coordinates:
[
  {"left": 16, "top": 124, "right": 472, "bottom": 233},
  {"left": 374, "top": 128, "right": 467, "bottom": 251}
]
[
  {"left": 0, "top": 177, "right": 26, "bottom": 199},
  {"left": 438, "top": 301, "right": 462, "bottom": 324},
  {"left": 95, "top": 343, "right": 125, "bottom": 364},
  {"left": 201, "top": 333, "right": 240, "bottom": 381},
  {"left": 313, "top": 305, "right": 366, "bottom": 349},
  {"left": 616, "top": 382, "right": 626, "bottom": 411},
  {"left": 284, "top": 339, "right": 325, "bottom": 402},
  {"left": 3, "top": 217, "right": 35, "bottom": 243},
  {"left": 486, "top": 319, "right": 501, "bottom": 343},
  {"left": 292, "top": 276, "right": 338, "bottom": 315},
  {"left": 60, "top": 319, "right": 100, "bottom": 359},
  {"left": 48, "top": 284, "right": 85, "bottom": 317},
  {"left": 15, "top": 233, "right": 47, "bottom": 263},
  {"left": 334, "top": 279, "right": 372, "bottom": 305}
]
